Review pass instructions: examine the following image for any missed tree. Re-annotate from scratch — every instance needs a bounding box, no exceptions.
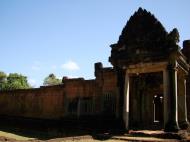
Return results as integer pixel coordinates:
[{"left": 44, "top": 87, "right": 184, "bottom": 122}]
[
  {"left": 0, "top": 72, "right": 30, "bottom": 91},
  {"left": 43, "top": 73, "right": 61, "bottom": 86},
  {"left": 5, "top": 73, "right": 30, "bottom": 90},
  {"left": 0, "top": 71, "right": 7, "bottom": 90},
  {"left": 0, "top": 71, "right": 7, "bottom": 83}
]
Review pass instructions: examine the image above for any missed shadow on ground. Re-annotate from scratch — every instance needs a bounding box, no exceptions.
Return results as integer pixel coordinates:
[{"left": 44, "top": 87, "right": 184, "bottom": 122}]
[
  {"left": 1, "top": 116, "right": 188, "bottom": 141},
  {"left": 0, "top": 116, "right": 124, "bottom": 141}
]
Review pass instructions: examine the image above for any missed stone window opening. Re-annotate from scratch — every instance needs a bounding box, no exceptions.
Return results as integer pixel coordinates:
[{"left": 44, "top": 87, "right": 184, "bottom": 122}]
[
  {"left": 153, "top": 94, "right": 163, "bottom": 123},
  {"left": 103, "top": 93, "right": 116, "bottom": 114}
]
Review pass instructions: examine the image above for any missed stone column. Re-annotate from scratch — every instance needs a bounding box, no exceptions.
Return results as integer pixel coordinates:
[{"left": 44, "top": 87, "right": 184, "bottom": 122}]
[
  {"left": 163, "top": 69, "right": 169, "bottom": 126},
  {"left": 123, "top": 71, "right": 130, "bottom": 130},
  {"left": 116, "top": 67, "right": 125, "bottom": 127},
  {"left": 179, "top": 79, "right": 189, "bottom": 129},
  {"left": 165, "top": 62, "right": 180, "bottom": 132}
]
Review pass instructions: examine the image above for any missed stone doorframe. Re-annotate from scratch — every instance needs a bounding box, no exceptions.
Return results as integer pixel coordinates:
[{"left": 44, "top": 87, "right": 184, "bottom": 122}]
[{"left": 123, "top": 61, "right": 189, "bottom": 132}]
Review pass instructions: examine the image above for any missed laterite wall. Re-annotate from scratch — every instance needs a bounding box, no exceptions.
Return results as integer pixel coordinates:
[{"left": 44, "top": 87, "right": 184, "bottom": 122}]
[
  {"left": 0, "top": 64, "right": 118, "bottom": 120},
  {"left": 0, "top": 86, "right": 65, "bottom": 119}
]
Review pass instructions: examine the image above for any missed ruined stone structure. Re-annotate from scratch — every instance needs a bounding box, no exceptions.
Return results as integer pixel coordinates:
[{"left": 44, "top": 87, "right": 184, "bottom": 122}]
[
  {"left": 0, "top": 65, "right": 119, "bottom": 120},
  {"left": 182, "top": 40, "right": 190, "bottom": 123},
  {"left": 109, "top": 8, "right": 190, "bottom": 132},
  {"left": 0, "top": 8, "right": 190, "bottom": 132}
]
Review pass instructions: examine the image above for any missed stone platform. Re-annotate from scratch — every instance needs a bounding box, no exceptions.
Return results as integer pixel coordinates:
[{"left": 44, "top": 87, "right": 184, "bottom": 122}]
[{"left": 111, "top": 130, "right": 190, "bottom": 141}]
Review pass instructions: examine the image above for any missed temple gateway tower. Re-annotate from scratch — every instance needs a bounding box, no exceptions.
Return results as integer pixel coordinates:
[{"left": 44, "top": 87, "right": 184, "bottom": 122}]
[{"left": 109, "top": 8, "right": 190, "bottom": 132}]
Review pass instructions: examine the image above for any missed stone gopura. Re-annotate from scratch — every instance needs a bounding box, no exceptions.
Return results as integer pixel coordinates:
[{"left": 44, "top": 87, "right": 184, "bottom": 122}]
[{"left": 110, "top": 8, "right": 190, "bottom": 132}]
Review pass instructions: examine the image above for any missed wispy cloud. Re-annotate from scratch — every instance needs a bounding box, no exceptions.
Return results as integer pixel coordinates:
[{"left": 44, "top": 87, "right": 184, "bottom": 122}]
[{"left": 61, "top": 61, "right": 80, "bottom": 71}]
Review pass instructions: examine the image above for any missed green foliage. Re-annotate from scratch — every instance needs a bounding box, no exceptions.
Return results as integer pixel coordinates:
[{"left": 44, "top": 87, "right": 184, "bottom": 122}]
[
  {"left": 0, "top": 72, "right": 30, "bottom": 91},
  {"left": 0, "top": 71, "right": 7, "bottom": 83},
  {"left": 0, "top": 71, "right": 7, "bottom": 90},
  {"left": 6, "top": 73, "right": 30, "bottom": 90},
  {"left": 43, "top": 73, "right": 61, "bottom": 86}
]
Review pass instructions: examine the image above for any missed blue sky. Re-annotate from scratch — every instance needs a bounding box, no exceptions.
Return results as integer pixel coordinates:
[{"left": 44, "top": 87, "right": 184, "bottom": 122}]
[{"left": 0, "top": 0, "right": 190, "bottom": 87}]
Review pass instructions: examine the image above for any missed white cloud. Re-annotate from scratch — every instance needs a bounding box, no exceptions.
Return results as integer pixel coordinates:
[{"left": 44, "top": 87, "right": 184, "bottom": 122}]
[{"left": 61, "top": 61, "right": 80, "bottom": 71}]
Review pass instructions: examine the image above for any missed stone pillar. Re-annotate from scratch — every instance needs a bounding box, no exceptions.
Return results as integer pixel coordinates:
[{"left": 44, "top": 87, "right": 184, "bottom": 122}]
[
  {"left": 179, "top": 79, "right": 189, "bottom": 129},
  {"left": 163, "top": 69, "right": 169, "bottom": 126},
  {"left": 165, "top": 62, "right": 180, "bottom": 132},
  {"left": 116, "top": 67, "right": 125, "bottom": 127},
  {"left": 123, "top": 71, "right": 130, "bottom": 130}
]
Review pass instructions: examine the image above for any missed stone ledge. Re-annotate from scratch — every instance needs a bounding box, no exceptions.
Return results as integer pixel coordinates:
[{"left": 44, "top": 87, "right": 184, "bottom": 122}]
[{"left": 127, "top": 130, "right": 189, "bottom": 140}]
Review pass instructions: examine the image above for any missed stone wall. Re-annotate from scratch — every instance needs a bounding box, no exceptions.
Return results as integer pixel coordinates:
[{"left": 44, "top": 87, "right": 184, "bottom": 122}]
[
  {"left": 95, "top": 62, "right": 119, "bottom": 117},
  {"left": 182, "top": 40, "right": 190, "bottom": 120},
  {"left": 0, "top": 63, "right": 118, "bottom": 120},
  {"left": 0, "top": 85, "right": 65, "bottom": 119},
  {"left": 187, "top": 74, "right": 190, "bottom": 120}
]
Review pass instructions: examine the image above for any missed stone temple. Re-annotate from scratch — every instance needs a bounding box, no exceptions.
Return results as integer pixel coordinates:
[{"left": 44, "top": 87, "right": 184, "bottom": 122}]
[{"left": 0, "top": 8, "right": 190, "bottom": 132}]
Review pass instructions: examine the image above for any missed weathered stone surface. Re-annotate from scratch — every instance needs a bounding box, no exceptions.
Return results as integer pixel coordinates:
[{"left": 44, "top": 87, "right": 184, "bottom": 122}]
[
  {"left": 0, "top": 63, "right": 118, "bottom": 120},
  {"left": 109, "top": 8, "right": 189, "bottom": 132},
  {"left": 182, "top": 40, "right": 190, "bottom": 121},
  {"left": 109, "top": 8, "right": 180, "bottom": 66}
]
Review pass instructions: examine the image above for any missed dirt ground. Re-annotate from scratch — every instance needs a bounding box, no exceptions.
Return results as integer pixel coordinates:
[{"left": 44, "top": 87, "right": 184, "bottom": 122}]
[
  {"left": 0, "top": 135, "right": 178, "bottom": 142},
  {"left": 0, "top": 131, "right": 182, "bottom": 142},
  {"left": 0, "top": 135, "right": 127, "bottom": 142}
]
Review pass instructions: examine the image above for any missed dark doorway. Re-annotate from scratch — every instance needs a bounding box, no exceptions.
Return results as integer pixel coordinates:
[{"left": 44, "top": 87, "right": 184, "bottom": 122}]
[
  {"left": 129, "top": 72, "right": 163, "bottom": 130},
  {"left": 153, "top": 94, "right": 163, "bottom": 123}
]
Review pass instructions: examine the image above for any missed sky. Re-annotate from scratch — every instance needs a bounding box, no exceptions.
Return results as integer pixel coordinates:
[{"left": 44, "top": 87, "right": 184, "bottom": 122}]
[{"left": 0, "top": 0, "right": 190, "bottom": 87}]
